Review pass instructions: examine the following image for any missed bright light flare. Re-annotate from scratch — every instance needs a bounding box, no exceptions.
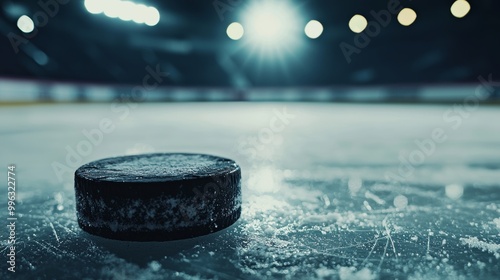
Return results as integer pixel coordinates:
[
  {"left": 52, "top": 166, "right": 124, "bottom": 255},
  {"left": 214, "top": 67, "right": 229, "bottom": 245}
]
[
  {"left": 84, "top": 0, "right": 160, "bottom": 26},
  {"left": 227, "top": 22, "right": 244, "bottom": 40},
  {"left": 445, "top": 184, "right": 464, "bottom": 200},
  {"left": 117, "top": 1, "right": 135, "bottom": 21},
  {"left": 84, "top": 0, "right": 103, "bottom": 14},
  {"left": 132, "top": 4, "right": 148, "bottom": 24},
  {"left": 247, "top": 166, "right": 282, "bottom": 193},
  {"left": 349, "top": 14, "right": 368, "bottom": 33},
  {"left": 304, "top": 20, "right": 323, "bottom": 39},
  {"left": 451, "top": 0, "right": 471, "bottom": 18},
  {"left": 241, "top": 1, "right": 301, "bottom": 50},
  {"left": 397, "top": 8, "right": 417, "bottom": 26},
  {"left": 145, "top": 7, "right": 161, "bottom": 26},
  {"left": 103, "top": 0, "right": 121, "bottom": 18},
  {"left": 17, "top": 15, "right": 34, "bottom": 33}
]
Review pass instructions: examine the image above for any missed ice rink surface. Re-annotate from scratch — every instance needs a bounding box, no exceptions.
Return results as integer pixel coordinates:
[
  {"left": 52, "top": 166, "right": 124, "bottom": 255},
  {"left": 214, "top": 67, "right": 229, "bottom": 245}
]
[{"left": 0, "top": 103, "right": 499, "bottom": 279}]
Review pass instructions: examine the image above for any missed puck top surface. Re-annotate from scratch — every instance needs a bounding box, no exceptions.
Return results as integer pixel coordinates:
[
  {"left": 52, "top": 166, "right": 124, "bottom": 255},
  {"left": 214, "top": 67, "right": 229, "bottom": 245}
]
[{"left": 76, "top": 153, "right": 239, "bottom": 183}]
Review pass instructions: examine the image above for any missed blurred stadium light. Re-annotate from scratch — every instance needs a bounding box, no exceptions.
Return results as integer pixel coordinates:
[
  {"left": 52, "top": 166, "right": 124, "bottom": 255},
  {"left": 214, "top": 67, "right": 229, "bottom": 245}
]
[
  {"left": 0, "top": 0, "right": 498, "bottom": 97},
  {"left": 304, "top": 20, "right": 323, "bottom": 39},
  {"left": 451, "top": 0, "right": 471, "bottom": 18},
  {"left": 240, "top": 0, "right": 302, "bottom": 53},
  {"left": 349, "top": 14, "right": 368, "bottom": 33},
  {"left": 84, "top": 0, "right": 160, "bottom": 26},
  {"left": 226, "top": 22, "right": 244, "bottom": 40},
  {"left": 397, "top": 8, "right": 417, "bottom": 27},
  {"left": 16, "top": 15, "right": 34, "bottom": 33}
]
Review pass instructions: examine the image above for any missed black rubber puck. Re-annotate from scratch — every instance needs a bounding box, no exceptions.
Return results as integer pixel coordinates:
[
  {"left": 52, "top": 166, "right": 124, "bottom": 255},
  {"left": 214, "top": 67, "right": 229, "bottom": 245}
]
[{"left": 74, "top": 153, "right": 241, "bottom": 241}]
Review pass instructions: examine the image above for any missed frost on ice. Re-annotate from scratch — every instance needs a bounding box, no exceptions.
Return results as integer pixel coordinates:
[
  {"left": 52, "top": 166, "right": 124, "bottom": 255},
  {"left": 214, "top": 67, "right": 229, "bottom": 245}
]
[{"left": 2, "top": 165, "right": 500, "bottom": 279}]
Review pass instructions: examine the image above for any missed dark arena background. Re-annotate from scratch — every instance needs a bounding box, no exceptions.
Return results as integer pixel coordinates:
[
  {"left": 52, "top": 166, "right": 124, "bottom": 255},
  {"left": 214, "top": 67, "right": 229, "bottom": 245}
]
[{"left": 1, "top": 0, "right": 500, "bottom": 279}]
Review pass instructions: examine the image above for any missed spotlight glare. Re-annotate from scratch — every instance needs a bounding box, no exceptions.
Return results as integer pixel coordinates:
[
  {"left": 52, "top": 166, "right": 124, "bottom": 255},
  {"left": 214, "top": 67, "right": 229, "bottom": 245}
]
[
  {"left": 242, "top": 1, "right": 301, "bottom": 50},
  {"left": 85, "top": 0, "right": 160, "bottom": 26},
  {"left": 117, "top": 1, "right": 136, "bottom": 21},
  {"left": 103, "top": 0, "right": 121, "bottom": 18},
  {"left": 145, "top": 7, "right": 160, "bottom": 26},
  {"left": 304, "top": 20, "right": 323, "bottom": 39},
  {"left": 349, "top": 14, "right": 368, "bottom": 33},
  {"left": 84, "top": 0, "right": 103, "bottom": 14},
  {"left": 451, "top": 0, "right": 471, "bottom": 18},
  {"left": 227, "top": 22, "right": 244, "bottom": 40},
  {"left": 17, "top": 15, "right": 34, "bottom": 33},
  {"left": 397, "top": 8, "right": 417, "bottom": 26},
  {"left": 132, "top": 4, "right": 149, "bottom": 24}
]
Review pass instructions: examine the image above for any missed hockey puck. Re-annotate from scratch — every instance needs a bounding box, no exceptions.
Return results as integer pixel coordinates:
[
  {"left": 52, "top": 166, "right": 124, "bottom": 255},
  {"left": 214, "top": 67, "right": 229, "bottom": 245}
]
[{"left": 74, "top": 153, "right": 242, "bottom": 241}]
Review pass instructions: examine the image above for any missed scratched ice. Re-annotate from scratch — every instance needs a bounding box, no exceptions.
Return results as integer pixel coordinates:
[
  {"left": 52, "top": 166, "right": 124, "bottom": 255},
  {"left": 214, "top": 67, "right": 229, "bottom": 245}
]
[{"left": 0, "top": 104, "right": 499, "bottom": 279}]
